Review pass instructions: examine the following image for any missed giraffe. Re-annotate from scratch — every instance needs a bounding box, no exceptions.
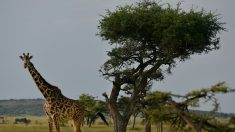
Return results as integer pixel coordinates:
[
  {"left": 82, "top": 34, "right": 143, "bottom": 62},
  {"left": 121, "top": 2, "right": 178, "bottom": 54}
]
[{"left": 19, "top": 53, "right": 85, "bottom": 132}]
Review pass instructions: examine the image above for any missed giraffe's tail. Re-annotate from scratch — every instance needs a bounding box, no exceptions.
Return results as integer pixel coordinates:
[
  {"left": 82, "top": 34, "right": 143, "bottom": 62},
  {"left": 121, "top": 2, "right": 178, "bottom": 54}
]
[{"left": 96, "top": 111, "right": 109, "bottom": 126}]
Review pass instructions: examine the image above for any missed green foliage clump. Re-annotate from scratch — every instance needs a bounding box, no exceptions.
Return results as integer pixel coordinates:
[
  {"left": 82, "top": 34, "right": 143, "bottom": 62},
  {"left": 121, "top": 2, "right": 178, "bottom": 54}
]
[{"left": 99, "top": 1, "right": 225, "bottom": 75}]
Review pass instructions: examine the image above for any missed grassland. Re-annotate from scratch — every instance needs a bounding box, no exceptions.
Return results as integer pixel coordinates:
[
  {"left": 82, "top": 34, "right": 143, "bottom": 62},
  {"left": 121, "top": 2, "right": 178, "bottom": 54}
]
[
  {"left": 0, "top": 116, "right": 160, "bottom": 132},
  {"left": 1, "top": 115, "right": 232, "bottom": 132}
]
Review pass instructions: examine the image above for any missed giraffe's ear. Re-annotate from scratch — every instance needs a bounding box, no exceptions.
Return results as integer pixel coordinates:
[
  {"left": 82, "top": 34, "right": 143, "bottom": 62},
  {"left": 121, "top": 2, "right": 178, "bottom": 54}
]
[
  {"left": 29, "top": 56, "right": 33, "bottom": 60},
  {"left": 19, "top": 56, "right": 23, "bottom": 60}
]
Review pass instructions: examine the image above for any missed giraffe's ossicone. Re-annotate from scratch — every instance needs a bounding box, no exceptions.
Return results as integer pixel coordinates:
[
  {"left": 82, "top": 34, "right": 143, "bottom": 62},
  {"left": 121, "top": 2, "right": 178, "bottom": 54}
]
[{"left": 20, "top": 53, "right": 85, "bottom": 132}]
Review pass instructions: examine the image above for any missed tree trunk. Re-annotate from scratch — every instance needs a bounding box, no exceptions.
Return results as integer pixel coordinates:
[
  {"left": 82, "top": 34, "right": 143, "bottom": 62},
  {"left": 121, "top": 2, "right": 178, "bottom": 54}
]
[
  {"left": 112, "top": 115, "right": 129, "bottom": 132},
  {"left": 132, "top": 114, "right": 137, "bottom": 129},
  {"left": 145, "top": 119, "right": 151, "bottom": 132},
  {"left": 109, "top": 100, "right": 131, "bottom": 132},
  {"left": 144, "top": 113, "right": 151, "bottom": 132},
  {"left": 156, "top": 122, "right": 163, "bottom": 132},
  {"left": 103, "top": 76, "right": 145, "bottom": 132},
  {"left": 103, "top": 81, "right": 131, "bottom": 132}
]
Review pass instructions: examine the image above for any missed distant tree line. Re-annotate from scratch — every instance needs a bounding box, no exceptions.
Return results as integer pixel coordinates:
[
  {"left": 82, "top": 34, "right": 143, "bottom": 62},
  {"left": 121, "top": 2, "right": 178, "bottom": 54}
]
[{"left": 0, "top": 98, "right": 44, "bottom": 116}]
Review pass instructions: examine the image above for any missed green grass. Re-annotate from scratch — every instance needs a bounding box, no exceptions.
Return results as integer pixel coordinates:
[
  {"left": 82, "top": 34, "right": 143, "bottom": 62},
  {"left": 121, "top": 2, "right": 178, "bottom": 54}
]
[
  {"left": 0, "top": 125, "right": 147, "bottom": 132},
  {"left": 0, "top": 116, "right": 152, "bottom": 132},
  {"left": 5, "top": 115, "right": 229, "bottom": 132},
  {"left": 0, "top": 124, "right": 152, "bottom": 132},
  {"left": 0, "top": 123, "right": 147, "bottom": 132},
  {"left": 0, "top": 115, "right": 232, "bottom": 131}
]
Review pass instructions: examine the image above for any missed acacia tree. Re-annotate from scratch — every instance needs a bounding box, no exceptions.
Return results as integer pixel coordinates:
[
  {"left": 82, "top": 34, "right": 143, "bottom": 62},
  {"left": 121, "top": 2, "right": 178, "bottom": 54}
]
[
  {"left": 144, "top": 82, "right": 235, "bottom": 132},
  {"left": 98, "top": 1, "right": 225, "bottom": 131}
]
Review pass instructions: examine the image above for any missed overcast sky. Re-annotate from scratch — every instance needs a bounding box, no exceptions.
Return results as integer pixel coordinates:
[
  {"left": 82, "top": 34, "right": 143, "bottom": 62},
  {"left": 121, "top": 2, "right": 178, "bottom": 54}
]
[{"left": 0, "top": 0, "right": 234, "bottom": 113}]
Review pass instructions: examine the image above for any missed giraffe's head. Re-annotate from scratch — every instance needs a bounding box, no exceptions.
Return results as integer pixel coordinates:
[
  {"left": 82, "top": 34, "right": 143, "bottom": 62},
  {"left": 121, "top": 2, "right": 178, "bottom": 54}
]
[{"left": 19, "top": 53, "right": 33, "bottom": 68}]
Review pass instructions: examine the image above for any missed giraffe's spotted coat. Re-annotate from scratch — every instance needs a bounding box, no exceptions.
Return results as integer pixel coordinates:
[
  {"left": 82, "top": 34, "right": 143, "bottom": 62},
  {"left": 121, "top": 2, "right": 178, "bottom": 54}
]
[{"left": 20, "top": 53, "right": 85, "bottom": 132}]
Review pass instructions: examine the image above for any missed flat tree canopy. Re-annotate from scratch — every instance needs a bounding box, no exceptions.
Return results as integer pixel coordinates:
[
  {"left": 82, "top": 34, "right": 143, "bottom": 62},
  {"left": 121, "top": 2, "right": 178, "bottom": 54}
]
[{"left": 99, "top": 2, "right": 225, "bottom": 79}]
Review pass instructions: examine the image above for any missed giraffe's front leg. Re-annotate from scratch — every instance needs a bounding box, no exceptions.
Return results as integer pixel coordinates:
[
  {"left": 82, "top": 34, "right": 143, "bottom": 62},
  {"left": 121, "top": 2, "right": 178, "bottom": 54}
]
[
  {"left": 48, "top": 117, "right": 53, "bottom": 132},
  {"left": 53, "top": 116, "right": 61, "bottom": 132}
]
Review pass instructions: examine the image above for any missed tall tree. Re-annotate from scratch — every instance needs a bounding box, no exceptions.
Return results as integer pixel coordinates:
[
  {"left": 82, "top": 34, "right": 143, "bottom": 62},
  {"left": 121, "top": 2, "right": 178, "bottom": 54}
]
[{"left": 98, "top": 1, "right": 225, "bottom": 131}]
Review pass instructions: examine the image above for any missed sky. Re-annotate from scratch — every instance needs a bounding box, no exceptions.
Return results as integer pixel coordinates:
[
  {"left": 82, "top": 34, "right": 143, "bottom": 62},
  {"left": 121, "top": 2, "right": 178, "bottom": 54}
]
[{"left": 0, "top": 0, "right": 234, "bottom": 113}]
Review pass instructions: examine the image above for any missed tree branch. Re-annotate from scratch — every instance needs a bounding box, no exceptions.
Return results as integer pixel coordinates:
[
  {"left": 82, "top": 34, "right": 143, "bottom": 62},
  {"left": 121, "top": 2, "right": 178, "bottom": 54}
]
[{"left": 102, "top": 92, "right": 109, "bottom": 102}]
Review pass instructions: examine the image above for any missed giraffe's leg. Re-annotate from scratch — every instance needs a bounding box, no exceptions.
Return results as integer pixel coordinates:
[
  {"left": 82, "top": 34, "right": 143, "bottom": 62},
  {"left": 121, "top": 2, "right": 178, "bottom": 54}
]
[
  {"left": 48, "top": 117, "right": 53, "bottom": 132},
  {"left": 73, "top": 120, "right": 82, "bottom": 132},
  {"left": 53, "top": 116, "right": 60, "bottom": 132}
]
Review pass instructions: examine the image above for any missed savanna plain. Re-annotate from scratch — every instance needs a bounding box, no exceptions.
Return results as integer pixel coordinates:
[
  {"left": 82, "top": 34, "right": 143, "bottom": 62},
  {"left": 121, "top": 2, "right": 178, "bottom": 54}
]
[{"left": 0, "top": 116, "right": 167, "bottom": 132}]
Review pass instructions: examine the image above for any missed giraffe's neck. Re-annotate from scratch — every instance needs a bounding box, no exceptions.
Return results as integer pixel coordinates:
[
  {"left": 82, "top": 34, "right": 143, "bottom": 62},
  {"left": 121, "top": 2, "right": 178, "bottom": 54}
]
[{"left": 27, "top": 62, "right": 62, "bottom": 99}]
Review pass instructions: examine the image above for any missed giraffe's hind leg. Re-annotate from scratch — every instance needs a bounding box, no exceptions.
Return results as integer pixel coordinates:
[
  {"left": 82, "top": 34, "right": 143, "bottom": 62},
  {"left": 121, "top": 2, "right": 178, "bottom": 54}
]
[{"left": 73, "top": 119, "right": 82, "bottom": 132}]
